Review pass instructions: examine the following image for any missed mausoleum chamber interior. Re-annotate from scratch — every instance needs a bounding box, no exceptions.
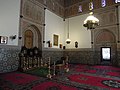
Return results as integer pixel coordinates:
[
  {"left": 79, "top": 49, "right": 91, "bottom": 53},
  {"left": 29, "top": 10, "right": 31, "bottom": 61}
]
[{"left": 0, "top": 0, "right": 120, "bottom": 90}]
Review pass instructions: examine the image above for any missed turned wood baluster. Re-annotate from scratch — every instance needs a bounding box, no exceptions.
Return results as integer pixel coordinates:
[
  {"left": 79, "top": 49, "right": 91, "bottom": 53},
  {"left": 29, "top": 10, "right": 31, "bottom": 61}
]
[
  {"left": 40, "top": 58, "right": 43, "bottom": 67},
  {"left": 65, "top": 56, "right": 69, "bottom": 72},
  {"left": 47, "top": 57, "right": 52, "bottom": 79}
]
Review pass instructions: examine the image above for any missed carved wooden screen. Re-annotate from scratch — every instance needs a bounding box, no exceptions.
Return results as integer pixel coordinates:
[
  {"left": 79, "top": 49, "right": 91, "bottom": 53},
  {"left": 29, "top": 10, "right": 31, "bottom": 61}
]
[{"left": 24, "top": 30, "right": 33, "bottom": 48}]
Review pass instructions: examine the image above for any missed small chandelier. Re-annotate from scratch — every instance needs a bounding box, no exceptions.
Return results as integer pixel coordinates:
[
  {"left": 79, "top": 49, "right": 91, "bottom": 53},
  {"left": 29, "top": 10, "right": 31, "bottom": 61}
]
[
  {"left": 83, "top": 12, "right": 99, "bottom": 30},
  {"left": 66, "top": 38, "right": 71, "bottom": 44},
  {"left": 66, "top": 18, "right": 71, "bottom": 44}
]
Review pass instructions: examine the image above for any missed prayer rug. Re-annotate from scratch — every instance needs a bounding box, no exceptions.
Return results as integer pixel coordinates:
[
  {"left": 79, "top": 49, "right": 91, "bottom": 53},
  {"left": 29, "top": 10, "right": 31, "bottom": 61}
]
[
  {"left": 106, "top": 71, "right": 120, "bottom": 77},
  {"left": 32, "top": 81, "right": 78, "bottom": 90},
  {"left": 71, "top": 64, "right": 89, "bottom": 72},
  {"left": 0, "top": 72, "right": 46, "bottom": 90},
  {"left": 2, "top": 72, "right": 39, "bottom": 84},
  {"left": 74, "top": 64, "right": 88, "bottom": 68},
  {"left": 68, "top": 74, "right": 120, "bottom": 90},
  {"left": 85, "top": 70, "right": 97, "bottom": 74},
  {"left": 0, "top": 82, "right": 13, "bottom": 90},
  {"left": 93, "top": 66, "right": 120, "bottom": 71},
  {"left": 75, "top": 68, "right": 88, "bottom": 72}
]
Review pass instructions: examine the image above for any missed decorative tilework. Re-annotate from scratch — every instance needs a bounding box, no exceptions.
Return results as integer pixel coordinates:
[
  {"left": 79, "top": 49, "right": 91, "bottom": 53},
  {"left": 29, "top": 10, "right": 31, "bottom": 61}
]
[
  {"left": 42, "top": 49, "right": 63, "bottom": 64},
  {"left": 0, "top": 47, "right": 20, "bottom": 73},
  {"left": 0, "top": 46, "right": 120, "bottom": 73}
]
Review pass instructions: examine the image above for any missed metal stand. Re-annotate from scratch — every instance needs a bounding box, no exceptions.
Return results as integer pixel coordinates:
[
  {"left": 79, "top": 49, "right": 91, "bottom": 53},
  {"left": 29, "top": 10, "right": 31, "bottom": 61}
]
[{"left": 47, "top": 57, "right": 52, "bottom": 79}]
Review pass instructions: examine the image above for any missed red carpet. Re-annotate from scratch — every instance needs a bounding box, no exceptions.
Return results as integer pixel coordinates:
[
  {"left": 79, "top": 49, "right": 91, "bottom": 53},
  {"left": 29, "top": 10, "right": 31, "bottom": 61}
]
[
  {"left": 75, "top": 68, "right": 87, "bottom": 72},
  {"left": 74, "top": 67, "right": 97, "bottom": 74},
  {"left": 85, "top": 70, "right": 97, "bottom": 74},
  {"left": 73, "top": 64, "right": 88, "bottom": 72},
  {"left": 75, "top": 64, "right": 87, "bottom": 68},
  {"left": 106, "top": 71, "right": 120, "bottom": 77},
  {"left": 93, "top": 66, "right": 120, "bottom": 71},
  {"left": 1, "top": 65, "right": 120, "bottom": 90},
  {"left": 2, "top": 72, "right": 39, "bottom": 84},
  {"left": 75, "top": 69, "right": 97, "bottom": 74},
  {"left": 32, "top": 81, "right": 77, "bottom": 90},
  {"left": 68, "top": 74, "right": 120, "bottom": 90}
]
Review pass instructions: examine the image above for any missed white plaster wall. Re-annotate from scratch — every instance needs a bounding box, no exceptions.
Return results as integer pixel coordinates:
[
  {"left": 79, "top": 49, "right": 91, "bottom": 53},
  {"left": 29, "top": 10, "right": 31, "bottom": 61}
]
[
  {"left": 65, "top": 14, "right": 91, "bottom": 48},
  {"left": 45, "top": 9, "right": 91, "bottom": 49},
  {"left": 45, "top": 9, "right": 65, "bottom": 48},
  {"left": 0, "top": 0, "right": 20, "bottom": 45}
]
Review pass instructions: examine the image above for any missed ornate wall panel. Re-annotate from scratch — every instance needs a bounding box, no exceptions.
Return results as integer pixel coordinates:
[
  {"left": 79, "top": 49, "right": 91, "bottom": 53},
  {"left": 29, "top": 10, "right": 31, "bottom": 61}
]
[
  {"left": 88, "top": 5, "right": 120, "bottom": 66},
  {"left": 64, "top": 0, "right": 117, "bottom": 18},
  {"left": 65, "top": 8, "right": 68, "bottom": 17},
  {"left": 95, "top": 30, "right": 115, "bottom": 43},
  {"left": 97, "top": 7, "right": 117, "bottom": 27},
  {"left": 21, "top": 21, "right": 43, "bottom": 49},
  {"left": 22, "top": 0, "right": 44, "bottom": 24},
  {"left": 35, "top": 0, "right": 44, "bottom": 5},
  {"left": 117, "top": 50, "right": 120, "bottom": 66},
  {"left": 0, "top": 46, "right": 20, "bottom": 73},
  {"left": 93, "top": 0, "right": 101, "bottom": 9},
  {"left": 45, "top": 0, "right": 64, "bottom": 18},
  {"left": 82, "top": 2, "right": 89, "bottom": 12},
  {"left": 106, "top": 0, "right": 115, "bottom": 6},
  {"left": 93, "top": 28, "right": 117, "bottom": 65},
  {"left": 71, "top": 5, "right": 78, "bottom": 16},
  {"left": 20, "top": 0, "right": 44, "bottom": 49},
  {"left": 64, "top": 0, "right": 85, "bottom": 7},
  {"left": 22, "top": 0, "right": 119, "bottom": 18},
  {"left": 24, "top": 0, "right": 119, "bottom": 18},
  {"left": 46, "top": 0, "right": 53, "bottom": 10}
]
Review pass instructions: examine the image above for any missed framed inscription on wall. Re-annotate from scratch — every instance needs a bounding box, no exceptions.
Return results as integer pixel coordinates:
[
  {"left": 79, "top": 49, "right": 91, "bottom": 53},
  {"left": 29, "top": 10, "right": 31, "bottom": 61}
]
[{"left": 53, "top": 34, "right": 58, "bottom": 46}]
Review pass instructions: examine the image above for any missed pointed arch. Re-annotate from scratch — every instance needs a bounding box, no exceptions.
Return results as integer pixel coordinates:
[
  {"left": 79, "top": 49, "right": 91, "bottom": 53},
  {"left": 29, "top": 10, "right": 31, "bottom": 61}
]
[
  {"left": 95, "top": 30, "right": 116, "bottom": 44},
  {"left": 22, "top": 24, "right": 42, "bottom": 50}
]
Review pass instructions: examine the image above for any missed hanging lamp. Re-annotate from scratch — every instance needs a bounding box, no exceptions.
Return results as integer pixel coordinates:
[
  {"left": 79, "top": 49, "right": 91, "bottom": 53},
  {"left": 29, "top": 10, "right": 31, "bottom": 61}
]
[
  {"left": 83, "top": 0, "right": 99, "bottom": 30},
  {"left": 66, "top": 18, "right": 71, "bottom": 44}
]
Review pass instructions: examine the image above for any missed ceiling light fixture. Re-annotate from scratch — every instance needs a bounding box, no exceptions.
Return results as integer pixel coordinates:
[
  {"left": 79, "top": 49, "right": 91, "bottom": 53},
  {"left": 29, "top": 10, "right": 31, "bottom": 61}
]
[
  {"left": 83, "top": 12, "right": 99, "bottom": 30},
  {"left": 66, "top": 18, "right": 71, "bottom": 44},
  {"left": 83, "top": 0, "right": 99, "bottom": 30}
]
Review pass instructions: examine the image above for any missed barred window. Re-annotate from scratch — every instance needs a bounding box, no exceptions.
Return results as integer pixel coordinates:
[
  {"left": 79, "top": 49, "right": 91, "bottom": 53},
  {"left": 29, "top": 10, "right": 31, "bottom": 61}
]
[
  {"left": 78, "top": 5, "right": 82, "bottom": 12},
  {"left": 89, "top": 2, "right": 93, "bottom": 10},
  {"left": 115, "top": 0, "right": 120, "bottom": 3},
  {"left": 101, "top": 0, "right": 106, "bottom": 7}
]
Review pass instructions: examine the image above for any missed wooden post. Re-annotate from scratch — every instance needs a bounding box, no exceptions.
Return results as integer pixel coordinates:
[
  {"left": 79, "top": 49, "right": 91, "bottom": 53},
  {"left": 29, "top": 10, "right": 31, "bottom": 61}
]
[{"left": 53, "top": 61, "right": 56, "bottom": 76}]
